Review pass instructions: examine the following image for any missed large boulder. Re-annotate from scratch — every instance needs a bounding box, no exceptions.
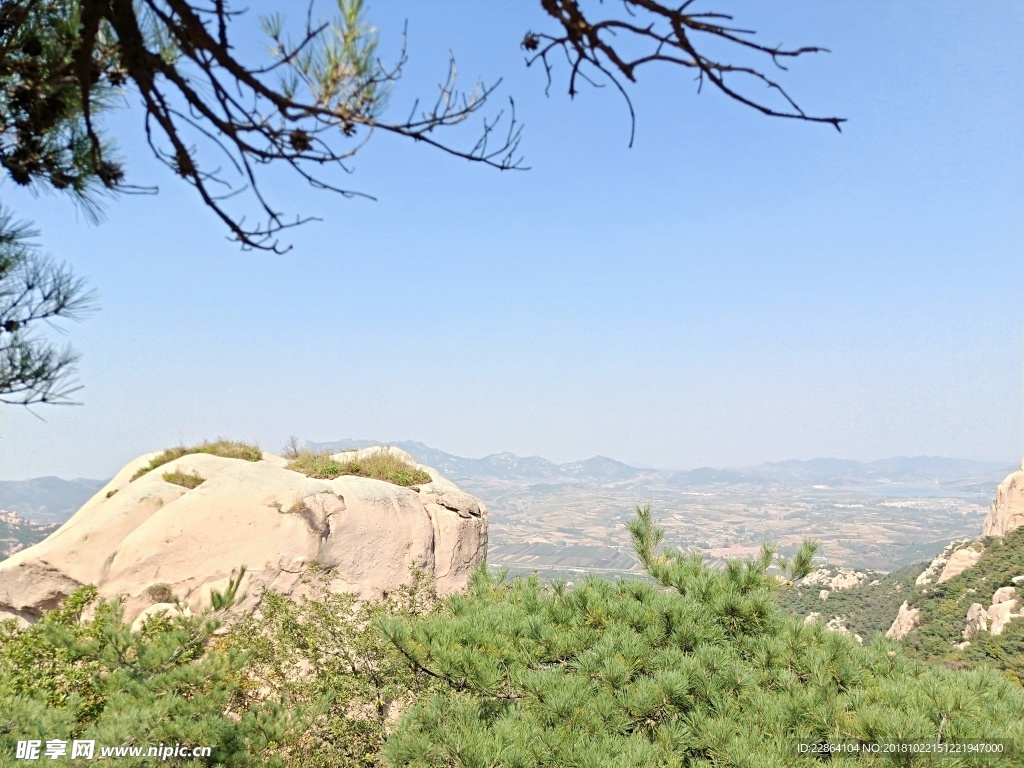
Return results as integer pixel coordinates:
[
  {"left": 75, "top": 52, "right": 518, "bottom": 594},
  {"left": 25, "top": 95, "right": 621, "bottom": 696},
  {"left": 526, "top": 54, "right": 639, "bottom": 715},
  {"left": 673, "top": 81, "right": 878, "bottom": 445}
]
[
  {"left": 886, "top": 601, "right": 920, "bottom": 640},
  {"left": 962, "top": 594, "right": 1022, "bottom": 640},
  {"left": 962, "top": 603, "right": 989, "bottom": 640},
  {"left": 0, "top": 447, "right": 487, "bottom": 626},
  {"left": 992, "top": 586, "right": 1017, "bottom": 605},
  {"left": 982, "top": 460, "right": 1024, "bottom": 538},
  {"left": 916, "top": 539, "right": 972, "bottom": 586},
  {"left": 988, "top": 598, "right": 1021, "bottom": 637},
  {"left": 937, "top": 546, "right": 983, "bottom": 583}
]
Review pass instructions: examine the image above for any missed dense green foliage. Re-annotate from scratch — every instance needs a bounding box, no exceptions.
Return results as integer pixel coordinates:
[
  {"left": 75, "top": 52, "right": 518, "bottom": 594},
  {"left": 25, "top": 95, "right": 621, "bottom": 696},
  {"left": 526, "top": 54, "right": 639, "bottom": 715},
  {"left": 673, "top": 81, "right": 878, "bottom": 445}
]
[
  {"left": 381, "top": 509, "right": 1024, "bottom": 767},
  {"left": 777, "top": 563, "right": 927, "bottom": 640},
  {"left": 222, "top": 565, "right": 438, "bottom": 767},
  {"left": 130, "top": 440, "right": 263, "bottom": 480},
  {"left": 900, "top": 526, "right": 1024, "bottom": 684},
  {"left": 0, "top": 211, "right": 95, "bottom": 406},
  {"left": 0, "top": 0, "right": 123, "bottom": 197},
  {"left": 0, "top": 583, "right": 296, "bottom": 766}
]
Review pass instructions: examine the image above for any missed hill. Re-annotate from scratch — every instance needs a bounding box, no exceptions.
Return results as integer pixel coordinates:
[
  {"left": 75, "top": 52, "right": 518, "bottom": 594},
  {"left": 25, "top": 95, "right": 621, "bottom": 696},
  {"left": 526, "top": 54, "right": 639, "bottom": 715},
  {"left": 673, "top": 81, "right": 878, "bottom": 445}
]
[
  {"left": 0, "top": 477, "right": 107, "bottom": 524},
  {"left": 777, "top": 562, "right": 927, "bottom": 641},
  {"left": 4, "top": 442, "right": 1015, "bottom": 573},
  {"left": 0, "top": 511, "right": 59, "bottom": 558},
  {"left": 897, "top": 525, "right": 1024, "bottom": 683}
]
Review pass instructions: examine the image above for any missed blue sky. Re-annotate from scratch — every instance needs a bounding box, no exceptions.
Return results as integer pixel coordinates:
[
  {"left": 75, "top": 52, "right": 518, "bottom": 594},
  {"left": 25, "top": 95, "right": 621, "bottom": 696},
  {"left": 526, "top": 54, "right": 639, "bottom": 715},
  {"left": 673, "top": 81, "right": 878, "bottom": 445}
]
[{"left": 1, "top": 1, "right": 1021, "bottom": 480}]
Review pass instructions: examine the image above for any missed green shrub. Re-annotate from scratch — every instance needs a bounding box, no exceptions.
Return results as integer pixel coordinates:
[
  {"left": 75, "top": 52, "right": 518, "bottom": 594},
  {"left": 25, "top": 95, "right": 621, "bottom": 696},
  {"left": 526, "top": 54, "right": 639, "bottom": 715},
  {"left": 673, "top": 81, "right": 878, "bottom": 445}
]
[
  {"left": 162, "top": 469, "right": 206, "bottom": 489},
  {"left": 381, "top": 507, "right": 1024, "bottom": 766},
  {"left": 145, "top": 583, "right": 174, "bottom": 603},
  {"left": 0, "top": 581, "right": 296, "bottom": 766},
  {"left": 900, "top": 525, "right": 1024, "bottom": 681},
  {"left": 287, "top": 448, "right": 431, "bottom": 487},
  {"left": 224, "top": 565, "right": 438, "bottom": 767},
  {"left": 131, "top": 439, "right": 262, "bottom": 480}
]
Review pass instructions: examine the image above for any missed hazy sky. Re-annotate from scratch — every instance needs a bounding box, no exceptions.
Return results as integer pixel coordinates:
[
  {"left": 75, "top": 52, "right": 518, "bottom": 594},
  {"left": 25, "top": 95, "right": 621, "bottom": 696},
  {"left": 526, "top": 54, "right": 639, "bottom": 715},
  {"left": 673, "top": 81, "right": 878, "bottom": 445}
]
[{"left": 1, "top": 2, "right": 1022, "bottom": 480}]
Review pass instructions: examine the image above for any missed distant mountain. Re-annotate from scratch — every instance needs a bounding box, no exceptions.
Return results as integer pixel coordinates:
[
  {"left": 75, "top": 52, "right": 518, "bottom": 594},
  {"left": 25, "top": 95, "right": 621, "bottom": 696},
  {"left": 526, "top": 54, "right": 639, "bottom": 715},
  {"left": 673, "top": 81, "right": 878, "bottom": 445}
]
[
  {"left": 666, "top": 467, "right": 759, "bottom": 487},
  {"left": 5, "top": 444, "right": 1015, "bottom": 531},
  {"left": 0, "top": 510, "right": 59, "bottom": 557},
  {"left": 0, "top": 477, "right": 107, "bottom": 524},
  {"left": 559, "top": 456, "right": 640, "bottom": 483},
  {"left": 744, "top": 456, "right": 1012, "bottom": 490},
  {"left": 308, "top": 441, "right": 1013, "bottom": 492},
  {"left": 309, "top": 440, "right": 644, "bottom": 483}
]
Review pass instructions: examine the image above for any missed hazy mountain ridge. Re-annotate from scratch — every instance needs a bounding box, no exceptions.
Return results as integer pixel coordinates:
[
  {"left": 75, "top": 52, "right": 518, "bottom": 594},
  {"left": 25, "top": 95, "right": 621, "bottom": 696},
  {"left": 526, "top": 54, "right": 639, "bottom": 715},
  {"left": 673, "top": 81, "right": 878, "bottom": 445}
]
[
  {"left": 0, "top": 510, "right": 59, "bottom": 558},
  {"left": 0, "top": 477, "right": 107, "bottom": 524},
  {"left": 309, "top": 440, "right": 1013, "bottom": 490}
]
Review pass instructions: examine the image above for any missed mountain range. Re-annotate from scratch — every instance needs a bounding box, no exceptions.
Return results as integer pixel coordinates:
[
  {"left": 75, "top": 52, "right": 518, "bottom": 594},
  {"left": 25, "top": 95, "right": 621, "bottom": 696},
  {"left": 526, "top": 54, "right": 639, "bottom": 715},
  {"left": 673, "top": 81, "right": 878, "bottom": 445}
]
[
  {"left": 0, "top": 477, "right": 108, "bottom": 524},
  {"left": 0, "top": 443, "right": 1014, "bottom": 526},
  {"left": 310, "top": 440, "right": 1010, "bottom": 492}
]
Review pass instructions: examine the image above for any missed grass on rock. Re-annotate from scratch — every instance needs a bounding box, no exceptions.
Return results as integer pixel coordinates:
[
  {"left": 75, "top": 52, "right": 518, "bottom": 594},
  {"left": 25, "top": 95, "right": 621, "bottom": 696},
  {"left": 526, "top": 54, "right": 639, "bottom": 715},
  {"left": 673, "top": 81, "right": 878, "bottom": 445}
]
[
  {"left": 287, "top": 448, "right": 431, "bottom": 487},
  {"left": 145, "top": 583, "right": 173, "bottom": 603},
  {"left": 162, "top": 470, "right": 206, "bottom": 489},
  {"left": 131, "top": 440, "right": 262, "bottom": 481}
]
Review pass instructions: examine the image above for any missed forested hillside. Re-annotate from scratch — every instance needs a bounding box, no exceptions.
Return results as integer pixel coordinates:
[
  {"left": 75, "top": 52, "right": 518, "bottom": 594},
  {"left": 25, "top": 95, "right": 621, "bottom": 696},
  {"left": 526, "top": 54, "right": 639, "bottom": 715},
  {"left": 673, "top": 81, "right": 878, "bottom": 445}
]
[
  {"left": 777, "top": 563, "right": 927, "bottom": 641},
  {"left": 899, "top": 526, "right": 1024, "bottom": 684}
]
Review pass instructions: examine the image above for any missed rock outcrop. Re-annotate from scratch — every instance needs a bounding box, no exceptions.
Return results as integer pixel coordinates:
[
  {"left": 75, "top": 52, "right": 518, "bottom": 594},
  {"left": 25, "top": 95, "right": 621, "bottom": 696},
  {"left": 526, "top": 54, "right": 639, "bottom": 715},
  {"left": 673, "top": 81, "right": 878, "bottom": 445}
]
[
  {"left": 992, "top": 586, "right": 1016, "bottom": 605},
  {"left": 982, "top": 460, "right": 1024, "bottom": 538},
  {"left": 961, "top": 588, "right": 1022, "bottom": 640},
  {"left": 802, "top": 567, "right": 870, "bottom": 591},
  {"left": 803, "top": 612, "right": 862, "bottom": 644},
  {"left": 825, "top": 615, "right": 863, "bottom": 645},
  {"left": 916, "top": 539, "right": 972, "bottom": 586},
  {"left": 937, "top": 546, "right": 983, "bottom": 583},
  {"left": 0, "top": 447, "right": 487, "bottom": 626},
  {"left": 963, "top": 603, "right": 989, "bottom": 639},
  {"left": 886, "top": 601, "right": 920, "bottom": 640},
  {"left": 988, "top": 597, "right": 1021, "bottom": 636}
]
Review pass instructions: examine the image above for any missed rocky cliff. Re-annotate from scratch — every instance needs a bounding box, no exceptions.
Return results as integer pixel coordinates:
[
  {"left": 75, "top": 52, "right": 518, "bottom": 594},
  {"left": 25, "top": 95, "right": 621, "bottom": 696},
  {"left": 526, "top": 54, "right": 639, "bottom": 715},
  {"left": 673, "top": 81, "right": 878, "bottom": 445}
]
[
  {"left": 0, "top": 446, "right": 487, "bottom": 626},
  {"left": 981, "top": 459, "right": 1024, "bottom": 538}
]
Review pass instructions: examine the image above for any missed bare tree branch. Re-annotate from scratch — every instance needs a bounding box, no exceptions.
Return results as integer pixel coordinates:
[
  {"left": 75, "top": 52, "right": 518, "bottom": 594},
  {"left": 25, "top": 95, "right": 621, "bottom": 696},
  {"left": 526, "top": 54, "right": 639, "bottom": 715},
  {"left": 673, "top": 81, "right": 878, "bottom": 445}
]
[{"left": 524, "top": 0, "right": 844, "bottom": 146}]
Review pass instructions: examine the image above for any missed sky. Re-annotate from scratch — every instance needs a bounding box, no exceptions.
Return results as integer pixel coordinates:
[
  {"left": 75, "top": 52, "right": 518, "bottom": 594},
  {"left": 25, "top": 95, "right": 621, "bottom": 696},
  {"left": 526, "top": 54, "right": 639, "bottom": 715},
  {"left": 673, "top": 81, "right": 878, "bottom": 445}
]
[{"left": 0, "top": 1, "right": 1022, "bottom": 480}]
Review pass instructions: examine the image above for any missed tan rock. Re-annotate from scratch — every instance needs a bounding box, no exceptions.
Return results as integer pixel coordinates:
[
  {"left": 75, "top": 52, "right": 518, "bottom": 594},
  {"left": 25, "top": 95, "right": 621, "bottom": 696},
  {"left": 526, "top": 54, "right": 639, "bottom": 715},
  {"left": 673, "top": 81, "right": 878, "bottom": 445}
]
[
  {"left": 802, "top": 567, "right": 868, "bottom": 591},
  {"left": 937, "top": 546, "right": 982, "bottom": 583},
  {"left": 0, "top": 447, "right": 487, "bottom": 626},
  {"left": 916, "top": 539, "right": 972, "bottom": 586},
  {"left": 825, "top": 615, "right": 862, "bottom": 644},
  {"left": 992, "top": 586, "right": 1017, "bottom": 605},
  {"left": 982, "top": 460, "right": 1024, "bottom": 538},
  {"left": 963, "top": 602, "right": 989, "bottom": 639},
  {"left": 989, "top": 599, "right": 1021, "bottom": 637},
  {"left": 819, "top": 589, "right": 830, "bottom": 601},
  {"left": 887, "top": 601, "right": 920, "bottom": 640}
]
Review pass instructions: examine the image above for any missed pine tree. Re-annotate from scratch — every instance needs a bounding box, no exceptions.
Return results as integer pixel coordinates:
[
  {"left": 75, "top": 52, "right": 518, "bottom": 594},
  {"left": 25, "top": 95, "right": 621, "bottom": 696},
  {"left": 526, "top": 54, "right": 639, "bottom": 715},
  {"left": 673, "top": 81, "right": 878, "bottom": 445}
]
[
  {"left": 0, "top": 581, "right": 299, "bottom": 766},
  {"left": 0, "top": 210, "right": 95, "bottom": 405},
  {"left": 221, "top": 563, "right": 439, "bottom": 768},
  {"left": 381, "top": 506, "right": 1024, "bottom": 767}
]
